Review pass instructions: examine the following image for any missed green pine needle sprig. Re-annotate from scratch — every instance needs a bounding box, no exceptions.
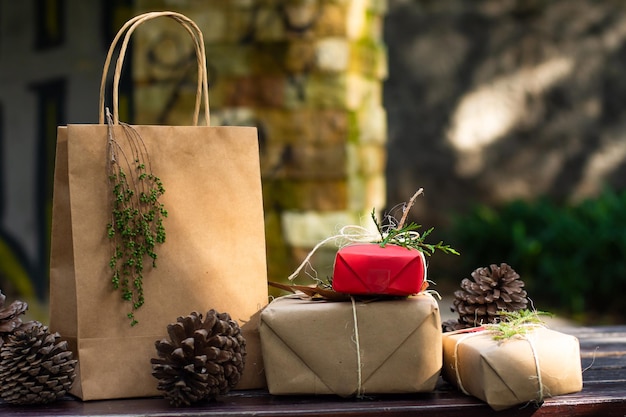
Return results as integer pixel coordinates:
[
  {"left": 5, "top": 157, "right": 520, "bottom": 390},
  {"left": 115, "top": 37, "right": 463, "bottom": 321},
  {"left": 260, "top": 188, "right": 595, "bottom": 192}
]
[{"left": 371, "top": 208, "right": 459, "bottom": 256}]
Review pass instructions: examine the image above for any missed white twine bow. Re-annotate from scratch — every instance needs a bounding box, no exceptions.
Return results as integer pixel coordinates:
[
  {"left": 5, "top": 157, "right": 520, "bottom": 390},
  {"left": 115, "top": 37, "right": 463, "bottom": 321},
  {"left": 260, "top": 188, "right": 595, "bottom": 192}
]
[
  {"left": 287, "top": 189, "right": 429, "bottom": 286},
  {"left": 287, "top": 224, "right": 429, "bottom": 286},
  {"left": 286, "top": 225, "right": 380, "bottom": 283}
]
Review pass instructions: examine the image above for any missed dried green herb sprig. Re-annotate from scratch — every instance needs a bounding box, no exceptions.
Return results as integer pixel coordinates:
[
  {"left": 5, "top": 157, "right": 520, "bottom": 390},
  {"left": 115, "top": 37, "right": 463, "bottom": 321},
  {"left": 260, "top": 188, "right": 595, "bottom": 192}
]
[
  {"left": 106, "top": 109, "right": 167, "bottom": 326},
  {"left": 371, "top": 189, "right": 459, "bottom": 256},
  {"left": 486, "top": 310, "right": 552, "bottom": 341}
]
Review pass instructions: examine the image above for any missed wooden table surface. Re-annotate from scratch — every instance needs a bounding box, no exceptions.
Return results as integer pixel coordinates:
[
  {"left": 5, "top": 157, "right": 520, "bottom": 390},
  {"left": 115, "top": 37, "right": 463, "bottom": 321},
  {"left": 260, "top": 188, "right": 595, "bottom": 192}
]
[{"left": 1, "top": 325, "right": 625, "bottom": 416}]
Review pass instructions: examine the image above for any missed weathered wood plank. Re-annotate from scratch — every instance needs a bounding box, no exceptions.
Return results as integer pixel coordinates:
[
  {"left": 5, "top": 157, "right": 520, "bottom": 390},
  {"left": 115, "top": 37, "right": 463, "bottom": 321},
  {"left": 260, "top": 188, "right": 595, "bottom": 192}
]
[{"left": 1, "top": 382, "right": 625, "bottom": 417}]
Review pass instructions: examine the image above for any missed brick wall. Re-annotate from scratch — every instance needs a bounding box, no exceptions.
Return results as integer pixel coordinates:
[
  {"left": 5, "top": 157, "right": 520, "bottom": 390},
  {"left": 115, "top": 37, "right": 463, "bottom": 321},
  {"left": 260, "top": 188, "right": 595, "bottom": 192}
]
[{"left": 133, "top": 0, "right": 388, "bottom": 283}]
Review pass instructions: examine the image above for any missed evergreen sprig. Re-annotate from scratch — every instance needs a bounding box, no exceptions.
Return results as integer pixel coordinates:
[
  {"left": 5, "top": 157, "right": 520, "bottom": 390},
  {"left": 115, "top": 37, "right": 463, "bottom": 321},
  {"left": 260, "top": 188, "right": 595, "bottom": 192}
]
[
  {"left": 106, "top": 110, "right": 167, "bottom": 326},
  {"left": 371, "top": 209, "right": 459, "bottom": 256}
]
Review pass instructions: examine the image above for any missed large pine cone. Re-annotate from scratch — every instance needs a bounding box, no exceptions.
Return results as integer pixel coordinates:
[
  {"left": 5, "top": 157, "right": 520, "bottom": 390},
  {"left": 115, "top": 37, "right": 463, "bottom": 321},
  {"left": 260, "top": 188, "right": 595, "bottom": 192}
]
[
  {"left": 0, "top": 321, "right": 77, "bottom": 405},
  {"left": 151, "top": 310, "right": 246, "bottom": 407},
  {"left": 0, "top": 290, "right": 28, "bottom": 346},
  {"left": 443, "top": 263, "right": 528, "bottom": 331}
]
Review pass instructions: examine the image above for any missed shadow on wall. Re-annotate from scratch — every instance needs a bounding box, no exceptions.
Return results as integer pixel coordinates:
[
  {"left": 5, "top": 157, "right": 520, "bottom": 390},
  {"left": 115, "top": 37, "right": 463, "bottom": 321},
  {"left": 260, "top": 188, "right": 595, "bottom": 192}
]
[{"left": 384, "top": 0, "right": 626, "bottom": 227}]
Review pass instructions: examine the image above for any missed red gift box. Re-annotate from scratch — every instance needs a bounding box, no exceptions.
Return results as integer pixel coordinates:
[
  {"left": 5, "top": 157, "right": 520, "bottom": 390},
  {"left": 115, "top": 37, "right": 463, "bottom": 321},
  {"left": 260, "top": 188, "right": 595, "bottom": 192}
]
[{"left": 332, "top": 243, "right": 426, "bottom": 296}]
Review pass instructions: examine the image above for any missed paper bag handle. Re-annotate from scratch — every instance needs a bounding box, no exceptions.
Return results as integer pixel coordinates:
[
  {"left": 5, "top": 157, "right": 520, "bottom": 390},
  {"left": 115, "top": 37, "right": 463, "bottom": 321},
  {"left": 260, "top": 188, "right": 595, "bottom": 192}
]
[{"left": 99, "top": 11, "right": 210, "bottom": 126}]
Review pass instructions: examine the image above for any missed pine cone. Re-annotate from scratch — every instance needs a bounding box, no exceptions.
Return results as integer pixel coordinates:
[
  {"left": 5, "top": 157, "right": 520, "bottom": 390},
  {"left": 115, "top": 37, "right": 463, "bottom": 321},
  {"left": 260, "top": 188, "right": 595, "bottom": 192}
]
[
  {"left": 151, "top": 310, "right": 246, "bottom": 407},
  {"left": 441, "top": 318, "right": 470, "bottom": 333},
  {"left": 0, "top": 321, "right": 77, "bottom": 405},
  {"left": 448, "top": 263, "right": 528, "bottom": 329},
  {"left": 0, "top": 290, "right": 28, "bottom": 345}
]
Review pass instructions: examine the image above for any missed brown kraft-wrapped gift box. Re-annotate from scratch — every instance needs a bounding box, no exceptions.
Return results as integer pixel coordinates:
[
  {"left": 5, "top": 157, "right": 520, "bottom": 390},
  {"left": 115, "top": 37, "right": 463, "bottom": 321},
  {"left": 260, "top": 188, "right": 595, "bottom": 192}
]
[
  {"left": 260, "top": 293, "right": 442, "bottom": 396},
  {"left": 442, "top": 327, "right": 583, "bottom": 411}
]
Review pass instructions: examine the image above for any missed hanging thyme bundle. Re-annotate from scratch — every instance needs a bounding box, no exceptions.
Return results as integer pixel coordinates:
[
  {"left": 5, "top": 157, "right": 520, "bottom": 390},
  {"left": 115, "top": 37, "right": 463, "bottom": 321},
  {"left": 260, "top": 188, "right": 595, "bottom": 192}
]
[{"left": 106, "top": 108, "right": 167, "bottom": 326}]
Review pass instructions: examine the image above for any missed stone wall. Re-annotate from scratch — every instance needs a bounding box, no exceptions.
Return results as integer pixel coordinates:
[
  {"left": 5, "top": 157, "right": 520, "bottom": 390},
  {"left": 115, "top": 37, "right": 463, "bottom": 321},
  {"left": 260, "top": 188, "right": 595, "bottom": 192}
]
[
  {"left": 133, "top": 0, "right": 388, "bottom": 283},
  {"left": 384, "top": 0, "right": 626, "bottom": 232}
]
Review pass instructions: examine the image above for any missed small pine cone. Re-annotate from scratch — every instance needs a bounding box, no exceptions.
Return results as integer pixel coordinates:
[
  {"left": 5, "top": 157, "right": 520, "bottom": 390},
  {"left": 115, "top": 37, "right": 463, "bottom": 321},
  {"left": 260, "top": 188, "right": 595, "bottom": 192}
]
[
  {"left": 151, "top": 310, "right": 246, "bottom": 407},
  {"left": 441, "top": 318, "right": 470, "bottom": 333},
  {"left": 0, "top": 290, "right": 28, "bottom": 344},
  {"left": 0, "top": 321, "right": 77, "bottom": 405},
  {"left": 451, "top": 263, "right": 528, "bottom": 328}
]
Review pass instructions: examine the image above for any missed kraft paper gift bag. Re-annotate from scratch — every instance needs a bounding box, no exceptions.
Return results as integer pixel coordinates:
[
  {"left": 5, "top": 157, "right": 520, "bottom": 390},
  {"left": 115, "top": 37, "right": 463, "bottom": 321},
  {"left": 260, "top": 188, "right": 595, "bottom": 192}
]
[
  {"left": 442, "top": 327, "right": 583, "bottom": 410},
  {"left": 49, "top": 12, "right": 268, "bottom": 400},
  {"left": 260, "top": 293, "right": 442, "bottom": 396}
]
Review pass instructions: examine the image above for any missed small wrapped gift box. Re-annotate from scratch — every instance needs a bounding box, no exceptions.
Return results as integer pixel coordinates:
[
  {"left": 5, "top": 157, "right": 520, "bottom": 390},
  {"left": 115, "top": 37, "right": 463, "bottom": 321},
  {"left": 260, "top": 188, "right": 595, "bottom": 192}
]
[
  {"left": 260, "top": 293, "right": 442, "bottom": 396},
  {"left": 442, "top": 327, "right": 583, "bottom": 411},
  {"left": 332, "top": 243, "right": 426, "bottom": 296}
]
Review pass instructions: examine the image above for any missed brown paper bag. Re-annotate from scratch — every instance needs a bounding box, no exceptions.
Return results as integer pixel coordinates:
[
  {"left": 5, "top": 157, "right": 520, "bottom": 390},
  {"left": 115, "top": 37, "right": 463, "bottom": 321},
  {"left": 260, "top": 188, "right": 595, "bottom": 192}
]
[
  {"left": 442, "top": 327, "right": 583, "bottom": 410},
  {"left": 49, "top": 12, "right": 267, "bottom": 400},
  {"left": 260, "top": 293, "right": 442, "bottom": 396}
]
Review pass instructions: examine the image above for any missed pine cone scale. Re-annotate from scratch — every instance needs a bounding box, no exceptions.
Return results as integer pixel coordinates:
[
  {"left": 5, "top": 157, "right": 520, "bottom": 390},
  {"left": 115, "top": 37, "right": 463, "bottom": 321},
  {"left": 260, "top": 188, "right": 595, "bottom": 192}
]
[
  {"left": 181, "top": 338, "right": 195, "bottom": 355},
  {"left": 171, "top": 348, "right": 185, "bottom": 362},
  {"left": 167, "top": 323, "right": 187, "bottom": 345},
  {"left": 0, "top": 290, "right": 28, "bottom": 334}
]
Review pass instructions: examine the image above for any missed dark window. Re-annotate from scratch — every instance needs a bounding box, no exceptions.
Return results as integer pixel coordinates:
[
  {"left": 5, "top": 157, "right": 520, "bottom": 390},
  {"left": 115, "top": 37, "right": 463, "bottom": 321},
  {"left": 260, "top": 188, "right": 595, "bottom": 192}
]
[
  {"left": 30, "top": 78, "right": 66, "bottom": 298},
  {"left": 0, "top": 102, "right": 4, "bottom": 218},
  {"left": 35, "top": 0, "right": 65, "bottom": 50}
]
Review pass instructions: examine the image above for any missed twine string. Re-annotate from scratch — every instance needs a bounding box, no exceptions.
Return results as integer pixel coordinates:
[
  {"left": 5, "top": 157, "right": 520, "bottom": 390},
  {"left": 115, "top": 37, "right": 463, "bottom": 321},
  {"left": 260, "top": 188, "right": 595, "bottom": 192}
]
[
  {"left": 452, "top": 332, "right": 476, "bottom": 396},
  {"left": 350, "top": 296, "right": 364, "bottom": 398},
  {"left": 525, "top": 334, "right": 544, "bottom": 403}
]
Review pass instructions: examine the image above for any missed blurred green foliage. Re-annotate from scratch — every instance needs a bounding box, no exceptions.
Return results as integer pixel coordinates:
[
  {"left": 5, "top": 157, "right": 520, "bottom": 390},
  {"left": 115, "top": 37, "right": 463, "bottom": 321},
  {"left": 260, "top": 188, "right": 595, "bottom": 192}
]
[{"left": 449, "top": 188, "right": 626, "bottom": 324}]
